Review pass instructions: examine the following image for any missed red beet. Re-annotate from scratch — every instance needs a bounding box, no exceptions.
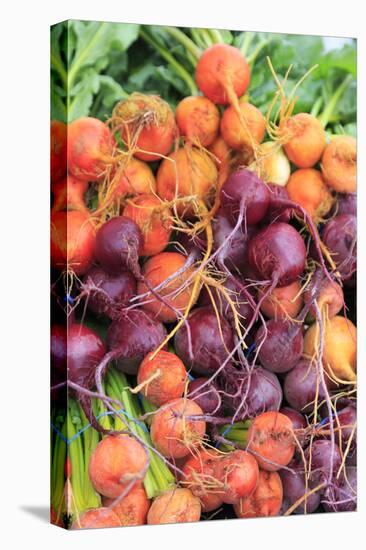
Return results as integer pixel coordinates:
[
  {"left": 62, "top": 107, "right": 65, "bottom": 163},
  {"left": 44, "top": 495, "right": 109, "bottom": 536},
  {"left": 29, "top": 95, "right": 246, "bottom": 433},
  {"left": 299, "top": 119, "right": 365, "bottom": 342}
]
[
  {"left": 264, "top": 183, "right": 292, "bottom": 224},
  {"left": 84, "top": 266, "right": 136, "bottom": 319},
  {"left": 95, "top": 216, "right": 143, "bottom": 275},
  {"left": 222, "top": 366, "right": 282, "bottom": 418},
  {"left": 174, "top": 307, "right": 234, "bottom": 376},
  {"left": 67, "top": 324, "right": 106, "bottom": 389},
  {"left": 248, "top": 223, "right": 306, "bottom": 287},
  {"left": 106, "top": 309, "right": 167, "bottom": 374},
  {"left": 220, "top": 169, "right": 269, "bottom": 226},
  {"left": 188, "top": 377, "right": 221, "bottom": 414},
  {"left": 283, "top": 359, "right": 328, "bottom": 414},
  {"left": 254, "top": 319, "right": 303, "bottom": 374},
  {"left": 322, "top": 214, "right": 356, "bottom": 280}
]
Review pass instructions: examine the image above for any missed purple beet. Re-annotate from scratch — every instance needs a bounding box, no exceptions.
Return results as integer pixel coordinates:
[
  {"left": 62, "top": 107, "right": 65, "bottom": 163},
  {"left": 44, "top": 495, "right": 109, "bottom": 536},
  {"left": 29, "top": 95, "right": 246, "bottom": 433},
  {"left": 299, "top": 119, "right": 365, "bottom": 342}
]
[
  {"left": 221, "top": 365, "right": 282, "bottom": 418},
  {"left": 220, "top": 169, "right": 270, "bottom": 226},
  {"left": 284, "top": 359, "right": 328, "bottom": 414},
  {"left": 263, "top": 183, "right": 292, "bottom": 224},
  {"left": 322, "top": 467, "right": 357, "bottom": 512},
  {"left": 304, "top": 440, "right": 342, "bottom": 485},
  {"left": 248, "top": 223, "right": 307, "bottom": 287},
  {"left": 336, "top": 193, "right": 356, "bottom": 217},
  {"left": 280, "top": 460, "right": 321, "bottom": 514},
  {"left": 254, "top": 319, "right": 303, "bottom": 373},
  {"left": 199, "top": 276, "right": 255, "bottom": 328},
  {"left": 95, "top": 216, "right": 143, "bottom": 274},
  {"left": 67, "top": 323, "right": 106, "bottom": 389},
  {"left": 107, "top": 309, "right": 167, "bottom": 374},
  {"left": 188, "top": 377, "right": 221, "bottom": 414},
  {"left": 84, "top": 266, "right": 136, "bottom": 319},
  {"left": 322, "top": 214, "right": 356, "bottom": 280},
  {"left": 174, "top": 307, "right": 234, "bottom": 376},
  {"left": 212, "top": 208, "right": 252, "bottom": 273}
]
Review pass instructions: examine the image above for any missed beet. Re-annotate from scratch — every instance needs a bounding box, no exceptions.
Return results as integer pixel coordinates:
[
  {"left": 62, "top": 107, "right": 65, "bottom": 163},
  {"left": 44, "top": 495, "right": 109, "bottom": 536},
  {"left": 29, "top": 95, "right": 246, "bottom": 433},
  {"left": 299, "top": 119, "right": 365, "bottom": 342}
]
[
  {"left": 199, "top": 276, "right": 255, "bottom": 328},
  {"left": 304, "top": 440, "right": 342, "bottom": 485},
  {"left": 84, "top": 266, "right": 136, "bottom": 319},
  {"left": 283, "top": 359, "right": 328, "bottom": 414},
  {"left": 254, "top": 319, "right": 303, "bottom": 374},
  {"left": 322, "top": 466, "right": 357, "bottom": 513},
  {"left": 336, "top": 193, "right": 356, "bottom": 217},
  {"left": 67, "top": 324, "right": 106, "bottom": 389},
  {"left": 280, "top": 460, "right": 321, "bottom": 514},
  {"left": 212, "top": 208, "right": 251, "bottom": 273},
  {"left": 248, "top": 223, "right": 306, "bottom": 287},
  {"left": 222, "top": 366, "right": 282, "bottom": 418},
  {"left": 322, "top": 214, "right": 356, "bottom": 280},
  {"left": 174, "top": 307, "right": 234, "bottom": 376},
  {"left": 220, "top": 169, "right": 270, "bottom": 226},
  {"left": 264, "top": 183, "right": 292, "bottom": 224},
  {"left": 95, "top": 216, "right": 143, "bottom": 274},
  {"left": 188, "top": 377, "right": 221, "bottom": 414},
  {"left": 106, "top": 309, "right": 167, "bottom": 374}
]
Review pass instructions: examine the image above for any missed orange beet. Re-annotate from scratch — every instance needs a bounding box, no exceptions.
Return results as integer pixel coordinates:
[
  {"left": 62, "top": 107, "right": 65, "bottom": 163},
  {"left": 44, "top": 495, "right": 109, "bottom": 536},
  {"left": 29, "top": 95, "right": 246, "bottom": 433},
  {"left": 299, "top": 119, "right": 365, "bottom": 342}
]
[
  {"left": 214, "top": 450, "right": 259, "bottom": 504},
  {"left": 113, "top": 93, "right": 176, "bottom": 162},
  {"left": 137, "top": 350, "right": 187, "bottom": 406},
  {"left": 321, "top": 135, "right": 357, "bottom": 193},
  {"left": 176, "top": 96, "right": 220, "bottom": 147},
  {"left": 147, "top": 488, "right": 201, "bottom": 525},
  {"left": 282, "top": 113, "right": 326, "bottom": 168},
  {"left": 195, "top": 44, "right": 250, "bottom": 105},
  {"left": 247, "top": 412, "right": 295, "bottom": 471},
  {"left": 89, "top": 435, "right": 149, "bottom": 499},
  {"left": 208, "top": 135, "right": 231, "bottom": 168},
  {"left": 286, "top": 168, "right": 334, "bottom": 222},
  {"left": 51, "top": 174, "right": 89, "bottom": 214},
  {"left": 181, "top": 448, "right": 223, "bottom": 512},
  {"left": 156, "top": 145, "right": 218, "bottom": 216},
  {"left": 102, "top": 483, "right": 150, "bottom": 526},
  {"left": 68, "top": 117, "right": 114, "bottom": 181},
  {"left": 50, "top": 210, "right": 95, "bottom": 275},
  {"left": 137, "top": 252, "right": 196, "bottom": 323},
  {"left": 220, "top": 102, "right": 266, "bottom": 152},
  {"left": 51, "top": 120, "right": 67, "bottom": 183},
  {"left": 259, "top": 281, "right": 303, "bottom": 320},
  {"left": 150, "top": 398, "right": 206, "bottom": 459},
  {"left": 234, "top": 470, "right": 283, "bottom": 518},
  {"left": 72, "top": 508, "right": 121, "bottom": 530},
  {"left": 123, "top": 194, "right": 172, "bottom": 256},
  {"left": 112, "top": 158, "right": 156, "bottom": 199}
]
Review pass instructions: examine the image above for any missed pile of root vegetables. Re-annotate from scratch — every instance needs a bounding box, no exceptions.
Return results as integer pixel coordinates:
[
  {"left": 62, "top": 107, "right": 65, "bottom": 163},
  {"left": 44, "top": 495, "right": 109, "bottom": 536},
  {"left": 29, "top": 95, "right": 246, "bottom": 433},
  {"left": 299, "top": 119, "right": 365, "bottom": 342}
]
[{"left": 50, "top": 41, "right": 357, "bottom": 530}]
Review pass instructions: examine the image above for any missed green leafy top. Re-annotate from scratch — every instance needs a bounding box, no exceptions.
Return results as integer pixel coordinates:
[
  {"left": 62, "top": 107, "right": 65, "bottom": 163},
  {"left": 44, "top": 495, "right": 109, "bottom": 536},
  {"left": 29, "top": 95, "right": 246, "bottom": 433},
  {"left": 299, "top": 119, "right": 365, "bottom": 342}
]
[{"left": 51, "top": 22, "right": 356, "bottom": 136}]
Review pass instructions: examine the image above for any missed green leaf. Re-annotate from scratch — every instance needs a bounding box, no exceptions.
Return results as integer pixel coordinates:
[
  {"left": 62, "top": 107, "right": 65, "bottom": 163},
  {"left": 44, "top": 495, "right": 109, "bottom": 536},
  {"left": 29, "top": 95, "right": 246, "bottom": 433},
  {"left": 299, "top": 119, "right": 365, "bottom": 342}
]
[
  {"left": 68, "top": 21, "right": 140, "bottom": 87},
  {"left": 51, "top": 91, "right": 67, "bottom": 123},
  {"left": 318, "top": 44, "right": 356, "bottom": 77}
]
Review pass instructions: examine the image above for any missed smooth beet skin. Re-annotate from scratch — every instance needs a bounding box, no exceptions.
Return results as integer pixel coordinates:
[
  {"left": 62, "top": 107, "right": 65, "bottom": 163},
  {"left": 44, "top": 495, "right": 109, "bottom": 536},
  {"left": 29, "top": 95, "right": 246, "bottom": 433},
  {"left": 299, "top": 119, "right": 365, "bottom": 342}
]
[
  {"left": 95, "top": 216, "right": 143, "bottom": 274},
  {"left": 322, "top": 214, "right": 356, "bottom": 280},
  {"left": 283, "top": 359, "right": 328, "bottom": 414},
  {"left": 174, "top": 307, "right": 234, "bottom": 376},
  {"left": 220, "top": 169, "right": 270, "bottom": 226},
  {"left": 107, "top": 309, "right": 167, "bottom": 375},
  {"left": 248, "top": 223, "right": 306, "bottom": 287},
  {"left": 67, "top": 324, "right": 106, "bottom": 389},
  {"left": 84, "top": 266, "right": 136, "bottom": 319},
  {"left": 255, "top": 319, "right": 303, "bottom": 374}
]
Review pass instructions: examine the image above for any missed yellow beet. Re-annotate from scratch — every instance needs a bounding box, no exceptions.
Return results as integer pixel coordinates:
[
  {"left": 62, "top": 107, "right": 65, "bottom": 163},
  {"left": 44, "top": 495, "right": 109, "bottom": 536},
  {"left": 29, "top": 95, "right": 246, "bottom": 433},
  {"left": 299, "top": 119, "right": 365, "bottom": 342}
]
[{"left": 303, "top": 315, "right": 356, "bottom": 384}]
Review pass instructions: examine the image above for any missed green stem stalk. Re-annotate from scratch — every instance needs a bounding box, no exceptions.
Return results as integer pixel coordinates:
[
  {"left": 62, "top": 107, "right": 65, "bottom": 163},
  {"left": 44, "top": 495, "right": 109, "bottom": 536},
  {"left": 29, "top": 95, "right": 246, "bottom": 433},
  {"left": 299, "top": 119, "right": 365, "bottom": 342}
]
[
  {"left": 240, "top": 32, "right": 254, "bottom": 56},
  {"left": 140, "top": 29, "right": 197, "bottom": 95},
  {"left": 164, "top": 27, "right": 201, "bottom": 61},
  {"left": 318, "top": 74, "right": 353, "bottom": 128}
]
